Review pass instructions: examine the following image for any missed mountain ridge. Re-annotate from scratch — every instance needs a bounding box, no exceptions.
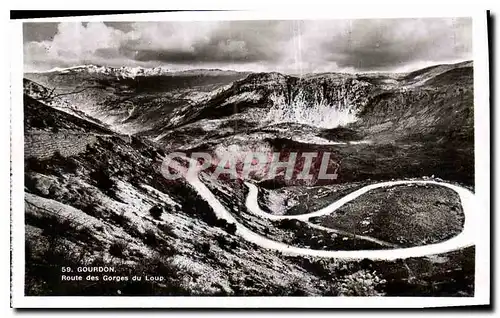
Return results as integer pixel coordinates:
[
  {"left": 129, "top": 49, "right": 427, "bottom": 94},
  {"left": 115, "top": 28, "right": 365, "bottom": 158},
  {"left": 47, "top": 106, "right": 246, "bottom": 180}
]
[
  {"left": 27, "top": 64, "right": 249, "bottom": 79},
  {"left": 27, "top": 60, "right": 473, "bottom": 79}
]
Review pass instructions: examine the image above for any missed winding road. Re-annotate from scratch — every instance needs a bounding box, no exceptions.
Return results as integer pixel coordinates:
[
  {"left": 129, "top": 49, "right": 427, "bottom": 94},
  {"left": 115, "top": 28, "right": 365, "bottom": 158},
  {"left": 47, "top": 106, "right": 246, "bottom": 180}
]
[{"left": 162, "top": 157, "right": 476, "bottom": 260}]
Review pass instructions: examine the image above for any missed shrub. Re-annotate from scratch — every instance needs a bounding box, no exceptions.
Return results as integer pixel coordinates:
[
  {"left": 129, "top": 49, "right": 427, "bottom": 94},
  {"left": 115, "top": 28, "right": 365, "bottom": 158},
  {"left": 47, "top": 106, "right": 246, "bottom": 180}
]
[
  {"left": 225, "top": 223, "right": 237, "bottom": 235},
  {"left": 45, "top": 117, "right": 55, "bottom": 127},
  {"left": 269, "top": 280, "right": 307, "bottom": 296},
  {"left": 149, "top": 205, "right": 164, "bottom": 220},
  {"left": 81, "top": 203, "right": 102, "bottom": 219},
  {"left": 99, "top": 138, "right": 115, "bottom": 151},
  {"left": 109, "top": 211, "right": 128, "bottom": 226},
  {"left": 360, "top": 258, "right": 374, "bottom": 270},
  {"left": 157, "top": 244, "right": 177, "bottom": 258},
  {"left": 229, "top": 240, "right": 239, "bottom": 250},
  {"left": 41, "top": 216, "right": 74, "bottom": 240},
  {"left": 195, "top": 242, "right": 211, "bottom": 254},
  {"left": 335, "top": 270, "right": 386, "bottom": 296},
  {"left": 288, "top": 286, "right": 307, "bottom": 296},
  {"left": 215, "top": 218, "right": 228, "bottom": 228},
  {"left": 148, "top": 255, "right": 179, "bottom": 278},
  {"left": 24, "top": 174, "right": 39, "bottom": 194},
  {"left": 172, "top": 185, "right": 218, "bottom": 226},
  {"left": 109, "top": 240, "right": 127, "bottom": 258},
  {"left": 297, "top": 258, "right": 331, "bottom": 279},
  {"left": 25, "top": 213, "right": 94, "bottom": 245},
  {"left": 90, "top": 167, "right": 115, "bottom": 193},
  {"left": 71, "top": 225, "right": 95, "bottom": 243},
  {"left": 85, "top": 144, "right": 97, "bottom": 155},
  {"left": 52, "top": 151, "right": 79, "bottom": 174},
  {"left": 213, "top": 218, "right": 237, "bottom": 235},
  {"left": 215, "top": 235, "right": 229, "bottom": 249},
  {"left": 129, "top": 176, "right": 142, "bottom": 189},
  {"left": 25, "top": 157, "right": 47, "bottom": 173},
  {"left": 130, "top": 136, "right": 144, "bottom": 148},
  {"left": 144, "top": 229, "right": 159, "bottom": 247},
  {"left": 277, "top": 219, "right": 299, "bottom": 230},
  {"left": 157, "top": 222, "right": 178, "bottom": 238},
  {"left": 29, "top": 117, "right": 46, "bottom": 129}
]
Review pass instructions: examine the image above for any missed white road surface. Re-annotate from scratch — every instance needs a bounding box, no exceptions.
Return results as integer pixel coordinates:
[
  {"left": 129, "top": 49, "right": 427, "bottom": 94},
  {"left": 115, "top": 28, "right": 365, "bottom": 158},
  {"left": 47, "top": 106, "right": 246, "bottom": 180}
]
[{"left": 164, "top": 157, "right": 476, "bottom": 260}]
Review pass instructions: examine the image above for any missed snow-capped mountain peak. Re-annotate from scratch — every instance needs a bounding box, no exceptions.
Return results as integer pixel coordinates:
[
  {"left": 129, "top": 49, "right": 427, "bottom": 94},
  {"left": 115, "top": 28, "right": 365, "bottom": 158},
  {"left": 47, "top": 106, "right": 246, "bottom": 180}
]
[
  {"left": 32, "top": 64, "right": 172, "bottom": 79},
  {"left": 28, "top": 64, "right": 245, "bottom": 79}
]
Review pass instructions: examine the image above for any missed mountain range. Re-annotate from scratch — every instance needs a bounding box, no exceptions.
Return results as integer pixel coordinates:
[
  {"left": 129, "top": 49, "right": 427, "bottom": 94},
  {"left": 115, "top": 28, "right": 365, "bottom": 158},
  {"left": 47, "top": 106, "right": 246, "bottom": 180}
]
[{"left": 22, "top": 60, "right": 475, "bottom": 296}]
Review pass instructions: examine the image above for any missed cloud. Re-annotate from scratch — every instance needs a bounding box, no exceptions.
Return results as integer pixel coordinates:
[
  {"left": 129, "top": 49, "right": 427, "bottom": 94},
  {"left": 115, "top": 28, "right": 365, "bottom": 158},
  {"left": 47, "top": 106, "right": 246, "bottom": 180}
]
[
  {"left": 314, "top": 18, "right": 471, "bottom": 70},
  {"left": 124, "top": 21, "right": 292, "bottom": 64},
  {"left": 23, "top": 18, "right": 472, "bottom": 73},
  {"left": 24, "top": 22, "right": 128, "bottom": 70},
  {"left": 277, "top": 18, "right": 472, "bottom": 73}
]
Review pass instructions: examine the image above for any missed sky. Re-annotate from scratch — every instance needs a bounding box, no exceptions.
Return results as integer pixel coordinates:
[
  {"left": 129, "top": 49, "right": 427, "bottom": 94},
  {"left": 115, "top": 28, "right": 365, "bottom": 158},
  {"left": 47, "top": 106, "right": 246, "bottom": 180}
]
[{"left": 23, "top": 18, "right": 472, "bottom": 74}]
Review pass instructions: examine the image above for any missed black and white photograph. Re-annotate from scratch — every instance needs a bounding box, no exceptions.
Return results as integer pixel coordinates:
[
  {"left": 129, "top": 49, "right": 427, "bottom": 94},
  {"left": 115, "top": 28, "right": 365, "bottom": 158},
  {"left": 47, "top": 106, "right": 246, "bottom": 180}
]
[{"left": 9, "top": 9, "right": 491, "bottom": 308}]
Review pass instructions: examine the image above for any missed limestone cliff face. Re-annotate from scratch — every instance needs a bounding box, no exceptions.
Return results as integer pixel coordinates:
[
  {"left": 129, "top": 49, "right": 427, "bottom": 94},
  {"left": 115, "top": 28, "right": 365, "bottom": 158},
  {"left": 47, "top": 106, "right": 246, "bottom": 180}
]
[
  {"left": 165, "top": 72, "right": 377, "bottom": 129},
  {"left": 264, "top": 76, "right": 374, "bottom": 128}
]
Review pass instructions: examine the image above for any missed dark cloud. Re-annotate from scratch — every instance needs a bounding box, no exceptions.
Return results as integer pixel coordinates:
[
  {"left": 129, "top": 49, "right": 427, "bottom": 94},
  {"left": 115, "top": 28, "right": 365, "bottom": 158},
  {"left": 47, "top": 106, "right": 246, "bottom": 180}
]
[
  {"left": 23, "top": 22, "right": 58, "bottom": 43},
  {"left": 23, "top": 18, "right": 472, "bottom": 73},
  {"left": 316, "top": 18, "right": 472, "bottom": 71},
  {"left": 123, "top": 20, "right": 291, "bottom": 64},
  {"left": 103, "top": 22, "right": 135, "bottom": 33}
]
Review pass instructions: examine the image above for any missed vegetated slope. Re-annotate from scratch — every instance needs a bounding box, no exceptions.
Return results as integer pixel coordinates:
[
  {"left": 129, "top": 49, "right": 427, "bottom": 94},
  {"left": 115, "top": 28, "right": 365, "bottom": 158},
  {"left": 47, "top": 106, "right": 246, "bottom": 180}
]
[
  {"left": 352, "top": 64, "right": 474, "bottom": 185},
  {"left": 357, "top": 65, "right": 473, "bottom": 142},
  {"left": 399, "top": 60, "right": 472, "bottom": 85},
  {"left": 23, "top": 89, "right": 366, "bottom": 296},
  {"left": 24, "top": 66, "right": 249, "bottom": 135},
  {"left": 308, "top": 184, "right": 465, "bottom": 247},
  {"left": 23, "top": 78, "right": 105, "bottom": 125},
  {"left": 23, "top": 78, "right": 475, "bottom": 297},
  {"left": 163, "top": 61, "right": 475, "bottom": 187},
  {"left": 24, "top": 93, "right": 113, "bottom": 135}
]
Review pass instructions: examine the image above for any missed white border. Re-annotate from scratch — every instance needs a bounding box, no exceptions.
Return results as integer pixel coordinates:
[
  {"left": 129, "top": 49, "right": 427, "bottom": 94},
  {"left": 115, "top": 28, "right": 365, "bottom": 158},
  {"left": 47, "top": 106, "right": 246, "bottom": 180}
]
[
  {"left": 12, "top": 8, "right": 490, "bottom": 22},
  {"left": 10, "top": 8, "right": 490, "bottom": 308},
  {"left": 472, "top": 9, "right": 491, "bottom": 305}
]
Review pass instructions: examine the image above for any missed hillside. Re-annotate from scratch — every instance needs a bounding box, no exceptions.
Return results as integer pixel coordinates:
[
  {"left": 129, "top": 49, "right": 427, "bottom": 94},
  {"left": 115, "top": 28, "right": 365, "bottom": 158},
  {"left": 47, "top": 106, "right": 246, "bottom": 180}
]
[
  {"left": 25, "top": 94, "right": 343, "bottom": 296},
  {"left": 24, "top": 66, "right": 249, "bottom": 134},
  {"left": 23, "top": 61, "right": 475, "bottom": 296},
  {"left": 149, "top": 62, "right": 474, "bottom": 186}
]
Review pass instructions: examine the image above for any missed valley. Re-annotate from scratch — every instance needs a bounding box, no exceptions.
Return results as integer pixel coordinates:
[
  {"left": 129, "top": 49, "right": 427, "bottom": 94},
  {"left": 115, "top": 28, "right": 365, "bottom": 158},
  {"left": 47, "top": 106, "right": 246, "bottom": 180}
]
[{"left": 22, "top": 61, "right": 475, "bottom": 297}]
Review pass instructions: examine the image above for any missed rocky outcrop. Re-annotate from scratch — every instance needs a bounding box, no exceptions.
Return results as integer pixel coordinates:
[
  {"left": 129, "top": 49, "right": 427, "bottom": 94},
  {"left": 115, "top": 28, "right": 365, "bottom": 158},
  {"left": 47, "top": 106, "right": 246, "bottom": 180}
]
[{"left": 165, "top": 72, "right": 377, "bottom": 129}]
